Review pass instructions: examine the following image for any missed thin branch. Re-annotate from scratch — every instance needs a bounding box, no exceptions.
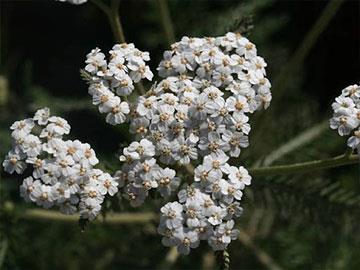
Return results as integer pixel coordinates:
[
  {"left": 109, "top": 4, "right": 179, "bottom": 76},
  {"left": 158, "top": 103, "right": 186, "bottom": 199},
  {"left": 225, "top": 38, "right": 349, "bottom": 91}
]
[
  {"left": 109, "top": 0, "right": 126, "bottom": 44},
  {"left": 21, "top": 209, "right": 156, "bottom": 224},
  {"left": 90, "top": 0, "right": 125, "bottom": 44},
  {"left": 157, "top": 0, "right": 176, "bottom": 46},
  {"left": 249, "top": 153, "right": 358, "bottom": 177},
  {"left": 184, "top": 151, "right": 358, "bottom": 178}
]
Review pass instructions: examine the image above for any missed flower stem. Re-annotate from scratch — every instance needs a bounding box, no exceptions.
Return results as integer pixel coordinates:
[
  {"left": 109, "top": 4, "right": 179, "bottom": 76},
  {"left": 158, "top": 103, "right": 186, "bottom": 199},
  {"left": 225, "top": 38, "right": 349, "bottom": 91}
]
[
  {"left": 156, "top": 0, "right": 176, "bottom": 47},
  {"left": 249, "top": 153, "right": 358, "bottom": 177},
  {"left": 90, "top": 0, "right": 126, "bottom": 44},
  {"left": 109, "top": 0, "right": 126, "bottom": 43}
]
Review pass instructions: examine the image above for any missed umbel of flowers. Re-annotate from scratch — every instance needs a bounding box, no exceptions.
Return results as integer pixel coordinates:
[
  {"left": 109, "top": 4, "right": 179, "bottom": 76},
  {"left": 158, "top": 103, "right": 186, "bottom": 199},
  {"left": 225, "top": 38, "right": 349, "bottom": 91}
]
[
  {"left": 330, "top": 84, "right": 360, "bottom": 151},
  {"left": 3, "top": 108, "right": 118, "bottom": 220},
  {"left": 4, "top": 32, "right": 272, "bottom": 254},
  {"left": 83, "top": 32, "right": 271, "bottom": 254}
]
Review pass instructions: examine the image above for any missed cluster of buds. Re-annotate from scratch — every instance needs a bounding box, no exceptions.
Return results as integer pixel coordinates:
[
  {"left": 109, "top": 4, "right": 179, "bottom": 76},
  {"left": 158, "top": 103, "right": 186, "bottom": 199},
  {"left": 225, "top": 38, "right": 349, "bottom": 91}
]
[
  {"left": 330, "top": 84, "right": 360, "bottom": 150},
  {"left": 3, "top": 108, "right": 118, "bottom": 220}
]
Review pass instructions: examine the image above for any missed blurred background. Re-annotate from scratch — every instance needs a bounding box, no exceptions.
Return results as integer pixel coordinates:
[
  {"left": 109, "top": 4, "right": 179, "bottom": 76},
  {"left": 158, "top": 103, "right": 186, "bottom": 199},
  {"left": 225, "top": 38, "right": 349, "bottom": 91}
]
[{"left": 0, "top": 0, "right": 359, "bottom": 269}]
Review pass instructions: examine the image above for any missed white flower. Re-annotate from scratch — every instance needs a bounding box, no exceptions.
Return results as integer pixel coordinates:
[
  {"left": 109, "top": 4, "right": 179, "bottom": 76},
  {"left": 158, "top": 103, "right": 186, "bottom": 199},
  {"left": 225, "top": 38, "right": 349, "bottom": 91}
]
[
  {"left": 154, "top": 168, "right": 180, "bottom": 197},
  {"left": 79, "top": 200, "right": 101, "bottom": 221},
  {"left": 341, "top": 84, "right": 360, "bottom": 99},
  {"left": 32, "top": 184, "right": 55, "bottom": 209},
  {"left": 108, "top": 55, "right": 128, "bottom": 77},
  {"left": 222, "top": 131, "right": 249, "bottom": 157},
  {"left": 41, "top": 162, "right": 61, "bottom": 184},
  {"left": 3, "top": 149, "right": 27, "bottom": 174},
  {"left": 332, "top": 96, "right": 355, "bottom": 114},
  {"left": 194, "top": 164, "right": 220, "bottom": 186},
  {"left": 92, "top": 89, "right": 117, "bottom": 113},
  {"left": 160, "top": 202, "right": 184, "bottom": 228},
  {"left": 330, "top": 113, "right": 358, "bottom": 136},
  {"left": 226, "top": 95, "right": 250, "bottom": 113},
  {"left": 34, "top": 107, "right": 50, "bottom": 125},
  {"left": 174, "top": 228, "right": 199, "bottom": 255},
  {"left": 10, "top": 118, "right": 34, "bottom": 137},
  {"left": 81, "top": 182, "right": 104, "bottom": 205},
  {"left": 228, "top": 166, "right": 251, "bottom": 187},
  {"left": 136, "top": 96, "right": 157, "bottom": 118},
  {"left": 85, "top": 48, "right": 107, "bottom": 75},
  {"left": 106, "top": 100, "right": 130, "bottom": 125},
  {"left": 47, "top": 116, "right": 71, "bottom": 135},
  {"left": 22, "top": 134, "right": 42, "bottom": 157},
  {"left": 347, "top": 129, "right": 360, "bottom": 149},
  {"left": 203, "top": 153, "right": 229, "bottom": 174},
  {"left": 20, "top": 176, "right": 41, "bottom": 202},
  {"left": 55, "top": 152, "right": 75, "bottom": 176},
  {"left": 215, "top": 220, "right": 239, "bottom": 243},
  {"left": 207, "top": 205, "right": 227, "bottom": 225},
  {"left": 26, "top": 157, "right": 45, "bottom": 178},
  {"left": 98, "top": 173, "right": 119, "bottom": 196},
  {"left": 128, "top": 62, "right": 153, "bottom": 82}
]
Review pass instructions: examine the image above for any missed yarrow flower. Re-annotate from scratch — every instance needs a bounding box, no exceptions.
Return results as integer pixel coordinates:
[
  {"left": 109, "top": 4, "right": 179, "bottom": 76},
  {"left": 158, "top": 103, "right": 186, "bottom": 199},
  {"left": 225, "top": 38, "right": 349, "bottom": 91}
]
[
  {"left": 83, "top": 44, "right": 153, "bottom": 126},
  {"left": 5, "top": 32, "right": 271, "bottom": 255},
  {"left": 330, "top": 84, "right": 360, "bottom": 151},
  {"left": 105, "top": 32, "right": 270, "bottom": 254},
  {"left": 3, "top": 108, "right": 118, "bottom": 220}
]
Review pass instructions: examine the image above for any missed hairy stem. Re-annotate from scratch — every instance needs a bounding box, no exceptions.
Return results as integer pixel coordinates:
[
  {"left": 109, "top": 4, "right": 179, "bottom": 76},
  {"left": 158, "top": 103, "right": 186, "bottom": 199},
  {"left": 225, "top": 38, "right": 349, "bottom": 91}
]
[
  {"left": 249, "top": 154, "right": 358, "bottom": 177},
  {"left": 183, "top": 152, "right": 358, "bottom": 178}
]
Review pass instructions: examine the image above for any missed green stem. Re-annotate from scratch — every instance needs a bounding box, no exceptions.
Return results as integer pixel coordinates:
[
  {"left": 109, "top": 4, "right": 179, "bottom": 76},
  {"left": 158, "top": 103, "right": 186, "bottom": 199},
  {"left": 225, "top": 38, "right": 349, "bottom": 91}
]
[
  {"left": 157, "top": 0, "right": 176, "bottom": 46},
  {"left": 249, "top": 154, "right": 358, "bottom": 177},
  {"left": 109, "top": 0, "right": 126, "bottom": 43},
  {"left": 21, "top": 209, "right": 156, "bottom": 224},
  {"left": 90, "top": 0, "right": 126, "bottom": 44}
]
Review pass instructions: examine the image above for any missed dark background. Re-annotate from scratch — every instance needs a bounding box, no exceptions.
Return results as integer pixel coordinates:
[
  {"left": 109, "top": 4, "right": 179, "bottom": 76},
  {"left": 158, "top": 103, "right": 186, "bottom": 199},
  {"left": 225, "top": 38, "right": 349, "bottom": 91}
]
[{"left": 0, "top": 0, "right": 359, "bottom": 269}]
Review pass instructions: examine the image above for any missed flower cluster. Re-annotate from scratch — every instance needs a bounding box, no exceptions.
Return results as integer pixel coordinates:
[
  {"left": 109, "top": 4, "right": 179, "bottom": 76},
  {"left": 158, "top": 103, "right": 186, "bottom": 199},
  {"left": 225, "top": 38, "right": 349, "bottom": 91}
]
[
  {"left": 330, "top": 84, "right": 360, "bottom": 150},
  {"left": 158, "top": 164, "right": 251, "bottom": 254},
  {"left": 3, "top": 108, "right": 118, "bottom": 220},
  {"left": 84, "top": 43, "right": 153, "bottom": 125},
  {"left": 117, "top": 138, "right": 180, "bottom": 206},
  {"left": 111, "top": 32, "right": 271, "bottom": 253}
]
